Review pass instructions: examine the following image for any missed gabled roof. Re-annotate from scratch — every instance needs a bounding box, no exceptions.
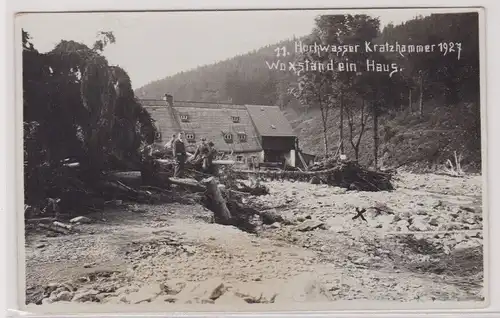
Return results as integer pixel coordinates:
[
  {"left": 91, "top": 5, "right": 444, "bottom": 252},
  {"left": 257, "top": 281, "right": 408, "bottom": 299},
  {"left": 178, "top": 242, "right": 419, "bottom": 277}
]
[
  {"left": 245, "top": 105, "right": 296, "bottom": 137},
  {"left": 140, "top": 99, "right": 262, "bottom": 153},
  {"left": 172, "top": 101, "right": 262, "bottom": 153}
]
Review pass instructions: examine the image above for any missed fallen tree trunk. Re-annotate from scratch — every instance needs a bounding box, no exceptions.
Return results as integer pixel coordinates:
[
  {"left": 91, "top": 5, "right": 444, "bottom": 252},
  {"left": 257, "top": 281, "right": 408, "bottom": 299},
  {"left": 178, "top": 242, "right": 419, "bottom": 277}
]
[
  {"left": 25, "top": 217, "right": 57, "bottom": 224},
  {"left": 201, "top": 177, "right": 232, "bottom": 225}
]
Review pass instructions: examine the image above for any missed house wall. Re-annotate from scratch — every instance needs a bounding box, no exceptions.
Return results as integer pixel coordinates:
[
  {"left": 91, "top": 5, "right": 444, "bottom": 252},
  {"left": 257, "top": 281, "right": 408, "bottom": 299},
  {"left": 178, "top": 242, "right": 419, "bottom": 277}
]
[
  {"left": 285, "top": 150, "right": 296, "bottom": 167},
  {"left": 261, "top": 136, "right": 296, "bottom": 151},
  {"left": 229, "top": 151, "right": 262, "bottom": 168}
]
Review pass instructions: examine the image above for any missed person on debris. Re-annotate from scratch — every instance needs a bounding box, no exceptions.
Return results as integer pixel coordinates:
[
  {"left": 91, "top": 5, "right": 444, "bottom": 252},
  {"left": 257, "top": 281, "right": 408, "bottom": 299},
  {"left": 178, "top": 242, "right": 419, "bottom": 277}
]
[
  {"left": 203, "top": 141, "right": 217, "bottom": 173},
  {"left": 193, "top": 137, "right": 209, "bottom": 168},
  {"left": 141, "top": 143, "right": 157, "bottom": 185},
  {"left": 172, "top": 132, "right": 187, "bottom": 178},
  {"left": 165, "top": 134, "right": 177, "bottom": 151}
]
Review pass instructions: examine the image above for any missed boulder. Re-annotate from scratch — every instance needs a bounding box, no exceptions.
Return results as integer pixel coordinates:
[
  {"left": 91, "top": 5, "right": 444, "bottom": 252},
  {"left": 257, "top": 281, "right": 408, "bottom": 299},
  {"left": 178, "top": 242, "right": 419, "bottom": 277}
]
[
  {"left": 175, "top": 279, "right": 226, "bottom": 303},
  {"left": 49, "top": 290, "right": 74, "bottom": 302},
  {"left": 273, "top": 273, "right": 331, "bottom": 303},
  {"left": 72, "top": 289, "right": 100, "bottom": 303},
  {"left": 160, "top": 279, "right": 187, "bottom": 295},
  {"left": 232, "top": 281, "right": 280, "bottom": 303},
  {"left": 296, "top": 220, "right": 324, "bottom": 232},
  {"left": 408, "top": 216, "right": 432, "bottom": 232},
  {"left": 125, "top": 284, "right": 163, "bottom": 304},
  {"left": 454, "top": 239, "right": 482, "bottom": 251}
]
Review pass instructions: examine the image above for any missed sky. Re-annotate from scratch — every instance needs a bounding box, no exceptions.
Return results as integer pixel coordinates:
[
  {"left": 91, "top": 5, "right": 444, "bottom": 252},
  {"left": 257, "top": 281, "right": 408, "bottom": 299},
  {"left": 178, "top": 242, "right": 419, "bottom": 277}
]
[{"left": 17, "top": 9, "right": 461, "bottom": 89}]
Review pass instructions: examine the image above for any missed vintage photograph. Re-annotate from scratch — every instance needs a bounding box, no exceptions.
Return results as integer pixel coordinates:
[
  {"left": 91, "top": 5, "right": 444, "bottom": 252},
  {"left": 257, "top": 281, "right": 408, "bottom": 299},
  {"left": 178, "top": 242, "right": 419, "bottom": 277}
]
[{"left": 18, "top": 8, "right": 485, "bottom": 311}]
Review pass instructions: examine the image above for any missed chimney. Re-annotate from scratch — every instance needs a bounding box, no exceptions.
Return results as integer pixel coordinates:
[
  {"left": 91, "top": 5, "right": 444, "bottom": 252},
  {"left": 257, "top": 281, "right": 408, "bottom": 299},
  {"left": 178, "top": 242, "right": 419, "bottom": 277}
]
[{"left": 164, "top": 94, "right": 173, "bottom": 107}]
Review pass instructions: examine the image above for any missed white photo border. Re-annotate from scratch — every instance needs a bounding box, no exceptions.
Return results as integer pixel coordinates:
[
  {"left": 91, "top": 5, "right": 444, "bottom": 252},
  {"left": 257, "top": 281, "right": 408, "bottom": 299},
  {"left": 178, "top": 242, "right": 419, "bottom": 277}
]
[{"left": 2, "top": 0, "right": 499, "bottom": 316}]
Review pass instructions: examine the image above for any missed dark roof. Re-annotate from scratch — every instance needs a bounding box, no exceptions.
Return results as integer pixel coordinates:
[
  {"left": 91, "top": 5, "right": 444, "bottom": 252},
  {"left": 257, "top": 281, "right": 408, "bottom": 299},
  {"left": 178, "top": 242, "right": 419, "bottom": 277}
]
[{"left": 245, "top": 105, "right": 296, "bottom": 137}]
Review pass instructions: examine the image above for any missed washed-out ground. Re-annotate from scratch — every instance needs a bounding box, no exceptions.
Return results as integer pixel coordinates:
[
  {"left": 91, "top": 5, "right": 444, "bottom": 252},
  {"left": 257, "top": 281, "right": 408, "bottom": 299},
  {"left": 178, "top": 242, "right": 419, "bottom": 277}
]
[{"left": 24, "top": 172, "right": 485, "bottom": 308}]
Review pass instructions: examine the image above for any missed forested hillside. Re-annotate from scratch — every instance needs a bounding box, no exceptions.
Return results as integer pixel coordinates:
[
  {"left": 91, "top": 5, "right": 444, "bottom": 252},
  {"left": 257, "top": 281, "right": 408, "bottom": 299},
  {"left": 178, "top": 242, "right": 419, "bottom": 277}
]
[
  {"left": 136, "top": 12, "right": 481, "bottom": 172},
  {"left": 135, "top": 38, "right": 302, "bottom": 107}
]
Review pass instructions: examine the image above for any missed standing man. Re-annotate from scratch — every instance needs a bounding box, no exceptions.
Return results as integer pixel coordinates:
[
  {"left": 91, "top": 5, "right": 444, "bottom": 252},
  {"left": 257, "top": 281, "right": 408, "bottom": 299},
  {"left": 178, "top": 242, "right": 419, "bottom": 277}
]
[
  {"left": 204, "top": 141, "right": 217, "bottom": 173},
  {"left": 163, "top": 134, "right": 177, "bottom": 159},
  {"left": 172, "top": 132, "right": 186, "bottom": 178}
]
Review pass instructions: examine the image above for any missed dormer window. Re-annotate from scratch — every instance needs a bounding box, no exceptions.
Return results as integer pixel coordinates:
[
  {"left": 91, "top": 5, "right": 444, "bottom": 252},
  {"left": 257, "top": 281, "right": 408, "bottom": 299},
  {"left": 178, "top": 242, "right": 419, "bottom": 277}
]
[
  {"left": 154, "top": 131, "right": 162, "bottom": 141},
  {"left": 223, "top": 132, "right": 233, "bottom": 143},
  {"left": 231, "top": 116, "right": 240, "bottom": 123},
  {"left": 238, "top": 132, "right": 247, "bottom": 142},
  {"left": 180, "top": 114, "right": 189, "bottom": 122},
  {"left": 185, "top": 133, "right": 195, "bottom": 142}
]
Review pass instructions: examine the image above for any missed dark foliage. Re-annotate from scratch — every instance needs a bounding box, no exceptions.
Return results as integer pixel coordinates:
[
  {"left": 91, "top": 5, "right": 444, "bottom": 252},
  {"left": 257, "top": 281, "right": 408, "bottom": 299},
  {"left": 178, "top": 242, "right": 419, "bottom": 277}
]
[{"left": 23, "top": 30, "right": 158, "bottom": 212}]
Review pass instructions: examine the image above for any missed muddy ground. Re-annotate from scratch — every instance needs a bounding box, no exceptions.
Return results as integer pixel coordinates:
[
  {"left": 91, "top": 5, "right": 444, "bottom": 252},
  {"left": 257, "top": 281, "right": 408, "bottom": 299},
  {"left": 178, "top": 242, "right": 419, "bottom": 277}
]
[{"left": 24, "top": 172, "right": 485, "bottom": 309}]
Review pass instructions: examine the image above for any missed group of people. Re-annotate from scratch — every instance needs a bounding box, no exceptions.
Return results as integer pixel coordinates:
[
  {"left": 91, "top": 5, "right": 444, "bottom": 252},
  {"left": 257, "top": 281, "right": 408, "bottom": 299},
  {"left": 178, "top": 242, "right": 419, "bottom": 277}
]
[{"left": 168, "top": 132, "right": 217, "bottom": 177}]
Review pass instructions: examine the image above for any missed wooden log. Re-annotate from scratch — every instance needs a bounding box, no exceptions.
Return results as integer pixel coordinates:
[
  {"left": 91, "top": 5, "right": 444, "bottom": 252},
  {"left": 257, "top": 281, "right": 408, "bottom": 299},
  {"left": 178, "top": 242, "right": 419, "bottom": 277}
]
[
  {"left": 25, "top": 217, "right": 57, "bottom": 224},
  {"left": 53, "top": 221, "right": 73, "bottom": 230},
  {"left": 201, "top": 177, "right": 232, "bottom": 224},
  {"left": 384, "top": 229, "right": 482, "bottom": 236},
  {"left": 38, "top": 223, "right": 68, "bottom": 234},
  {"left": 169, "top": 177, "right": 206, "bottom": 192}
]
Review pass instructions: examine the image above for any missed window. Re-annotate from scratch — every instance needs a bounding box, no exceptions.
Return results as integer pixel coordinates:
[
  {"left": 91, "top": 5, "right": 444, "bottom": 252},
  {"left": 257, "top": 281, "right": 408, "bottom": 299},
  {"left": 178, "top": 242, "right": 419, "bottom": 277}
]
[
  {"left": 238, "top": 132, "right": 247, "bottom": 142},
  {"left": 231, "top": 116, "right": 240, "bottom": 123},
  {"left": 180, "top": 114, "right": 189, "bottom": 122},
  {"left": 223, "top": 132, "right": 233, "bottom": 143},
  {"left": 236, "top": 155, "right": 244, "bottom": 162},
  {"left": 154, "top": 131, "right": 162, "bottom": 141},
  {"left": 185, "top": 133, "right": 195, "bottom": 141}
]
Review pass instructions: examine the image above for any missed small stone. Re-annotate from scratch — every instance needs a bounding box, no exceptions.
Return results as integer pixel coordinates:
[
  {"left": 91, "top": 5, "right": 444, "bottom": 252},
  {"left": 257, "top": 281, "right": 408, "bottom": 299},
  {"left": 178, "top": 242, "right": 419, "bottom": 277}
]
[
  {"left": 401, "top": 211, "right": 411, "bottom": 219},
  {"left": 391, "top": 215, "right": 402, "bottom": 223},
  {"left": 460, "top": 206, "right": 476, "bottom": 213},
  {"left": 42, "top": 298, "right": 53, "bottom": 305},
  {"left": 416, "top": 210, "right": 428, "bottom": 216},
  {"left": 83, "top": 263, "right": 93, "bottom": 268},
  {"left": 183, "top": 246, "right": 196, "bottom": 255},
  {"left": 269, "top": 222, "right": 281, "bottom": 229},
  {"left": 310, "top": 176, "right": 321, "bottom": 184},
  {"left": 36, "top": 243, "right": 46, "bottom": 249},
  {"left": 429, "top": 217, "right": 439, "bottom": 227}
]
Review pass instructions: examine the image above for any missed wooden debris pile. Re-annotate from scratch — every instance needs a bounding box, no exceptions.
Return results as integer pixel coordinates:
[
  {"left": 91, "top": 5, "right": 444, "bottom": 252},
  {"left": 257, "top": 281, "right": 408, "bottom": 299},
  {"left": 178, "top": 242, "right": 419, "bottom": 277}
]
[
  {"left": 309, "top": 160, "right": 394, "bottom": 191},
  {"left": 233, "top": 159, "right": 394, "bottom": 192}
]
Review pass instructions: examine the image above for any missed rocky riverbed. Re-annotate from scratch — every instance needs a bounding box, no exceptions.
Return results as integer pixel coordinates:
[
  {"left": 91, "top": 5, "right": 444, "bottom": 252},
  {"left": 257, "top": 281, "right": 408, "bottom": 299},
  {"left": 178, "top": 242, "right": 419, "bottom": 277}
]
[{"left": 23, "top": 172, "right": 485, "bottom": 311}]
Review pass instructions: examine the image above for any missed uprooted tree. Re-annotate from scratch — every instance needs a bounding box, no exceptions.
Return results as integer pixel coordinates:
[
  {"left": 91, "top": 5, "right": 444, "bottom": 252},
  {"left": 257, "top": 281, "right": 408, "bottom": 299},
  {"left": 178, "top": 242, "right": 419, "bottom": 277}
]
[{"left": 23, "top": 30, "right": 158, "bottom": 215}]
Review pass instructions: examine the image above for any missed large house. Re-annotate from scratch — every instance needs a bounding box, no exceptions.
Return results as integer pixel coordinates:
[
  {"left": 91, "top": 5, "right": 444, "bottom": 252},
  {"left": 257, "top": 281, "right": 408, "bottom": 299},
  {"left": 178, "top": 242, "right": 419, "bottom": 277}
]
[{"left": 140, "top": 94, "right": 299, "bottom": 167}]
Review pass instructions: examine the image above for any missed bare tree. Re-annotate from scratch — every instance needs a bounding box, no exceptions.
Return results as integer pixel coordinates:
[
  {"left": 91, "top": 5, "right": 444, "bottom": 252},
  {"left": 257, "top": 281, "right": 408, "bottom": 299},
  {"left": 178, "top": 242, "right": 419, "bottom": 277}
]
[
  {"left": 291, "top": 76, "right": 334, "bottom": 156},
  {"left": 345, "top": 98, "right": 370, "bottom": 161}
]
